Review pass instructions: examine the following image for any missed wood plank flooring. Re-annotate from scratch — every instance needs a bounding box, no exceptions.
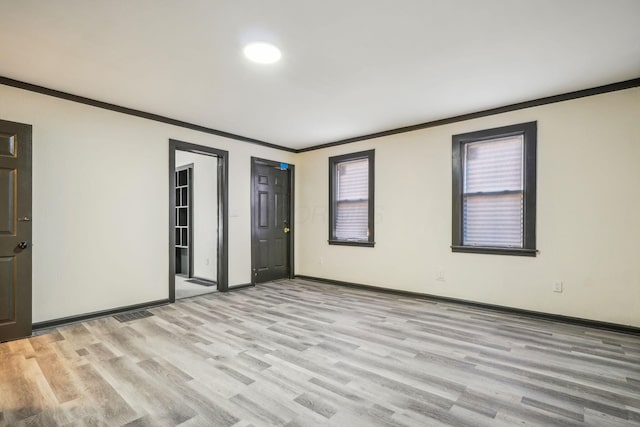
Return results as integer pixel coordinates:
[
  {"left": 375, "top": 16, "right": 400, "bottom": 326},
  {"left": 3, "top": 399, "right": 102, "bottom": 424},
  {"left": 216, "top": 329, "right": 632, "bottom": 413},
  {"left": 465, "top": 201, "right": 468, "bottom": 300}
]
[{"left": 1, "top": 278, "right": 639, "bottom": 426}]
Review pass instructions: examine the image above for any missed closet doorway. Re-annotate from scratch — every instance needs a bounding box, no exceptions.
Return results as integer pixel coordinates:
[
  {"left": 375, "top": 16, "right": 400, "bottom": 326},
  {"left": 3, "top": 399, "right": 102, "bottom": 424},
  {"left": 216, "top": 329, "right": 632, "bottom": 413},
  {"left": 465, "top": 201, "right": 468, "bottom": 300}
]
[{"left": 169, "top": 140, "right": 228, "bottom": 301}]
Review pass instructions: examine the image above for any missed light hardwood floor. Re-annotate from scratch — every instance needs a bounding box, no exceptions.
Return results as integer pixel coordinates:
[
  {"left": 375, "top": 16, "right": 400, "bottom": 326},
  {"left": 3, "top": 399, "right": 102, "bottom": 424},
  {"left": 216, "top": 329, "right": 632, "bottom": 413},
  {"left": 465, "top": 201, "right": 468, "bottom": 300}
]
[
  {"left": 175, "top": 276, "right": 217, "bottom": 300},
  {"left": 1, "top": 279, "right": 639, "bottom": 426}
]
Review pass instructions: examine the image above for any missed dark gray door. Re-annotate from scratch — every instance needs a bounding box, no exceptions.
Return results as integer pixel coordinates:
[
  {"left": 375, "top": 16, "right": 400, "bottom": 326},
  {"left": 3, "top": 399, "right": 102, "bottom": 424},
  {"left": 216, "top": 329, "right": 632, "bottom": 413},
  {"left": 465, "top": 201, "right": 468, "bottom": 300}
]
[
  {"left": 0, "top": 119, "right": 32, "bottom": 342},
  {"left": 251, "top": 159, "right": 291, "bottom": 283}
]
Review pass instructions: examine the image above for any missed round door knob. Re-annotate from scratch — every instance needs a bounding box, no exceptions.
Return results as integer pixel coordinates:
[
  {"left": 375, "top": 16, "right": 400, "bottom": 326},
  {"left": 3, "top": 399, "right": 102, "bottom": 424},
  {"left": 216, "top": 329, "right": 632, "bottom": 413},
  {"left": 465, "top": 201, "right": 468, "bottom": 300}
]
[{"left": 17, "top": 241, "right": 29, "bottom": 250}]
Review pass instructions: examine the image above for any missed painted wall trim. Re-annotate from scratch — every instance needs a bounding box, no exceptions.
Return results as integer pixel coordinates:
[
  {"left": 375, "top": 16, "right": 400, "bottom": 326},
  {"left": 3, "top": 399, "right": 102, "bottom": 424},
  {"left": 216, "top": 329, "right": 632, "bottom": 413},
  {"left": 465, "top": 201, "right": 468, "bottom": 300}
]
[
  {"left": 295, "top": 275, "right": 640, "bottom": 336},
  {"left": 2, "top": 75, "right": 638, "bottom": 154},
  {"left": 32, "top": 299, "right": 170, "bottom": 331},
  {"left": 0, "top": 75, "right": 296, "bottom": 153},
  {"left": 227, "top": 283, "right": 255, "bottom": 291},
  {"left": 297, "top": 77, "right": 640, "bottom": 152}
]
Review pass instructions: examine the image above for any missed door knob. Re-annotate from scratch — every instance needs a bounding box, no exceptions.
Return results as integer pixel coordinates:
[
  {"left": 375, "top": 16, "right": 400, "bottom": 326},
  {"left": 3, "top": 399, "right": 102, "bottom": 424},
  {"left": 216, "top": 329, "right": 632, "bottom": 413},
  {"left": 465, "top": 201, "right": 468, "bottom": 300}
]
[
  {"left": 283, "top": 227, "right": 290, "bottom": 233},
  {"left": 17, "top": 241, "right": 29, "bottom": 250}
]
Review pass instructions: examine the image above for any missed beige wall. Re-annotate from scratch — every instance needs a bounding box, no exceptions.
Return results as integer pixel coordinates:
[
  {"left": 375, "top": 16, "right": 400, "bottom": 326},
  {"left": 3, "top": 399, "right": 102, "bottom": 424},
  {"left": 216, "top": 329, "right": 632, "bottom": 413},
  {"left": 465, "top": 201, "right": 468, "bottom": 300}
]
[
  {"left": 295, "top": 87, "right": 640, "bottom": 327},
  {"left": 0, "top": 84, "right": 295, "bottom": 322}
]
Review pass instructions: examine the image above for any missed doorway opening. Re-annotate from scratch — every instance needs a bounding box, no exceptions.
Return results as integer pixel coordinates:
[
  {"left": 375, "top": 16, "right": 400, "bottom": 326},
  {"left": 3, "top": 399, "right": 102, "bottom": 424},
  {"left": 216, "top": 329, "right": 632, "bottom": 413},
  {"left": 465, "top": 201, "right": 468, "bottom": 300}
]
[
  {"left": 169, "top": 140, "right": 228, "bottom": 301},
  {"left": 251, "top": 157, "right": 294, "bottom": 284}
]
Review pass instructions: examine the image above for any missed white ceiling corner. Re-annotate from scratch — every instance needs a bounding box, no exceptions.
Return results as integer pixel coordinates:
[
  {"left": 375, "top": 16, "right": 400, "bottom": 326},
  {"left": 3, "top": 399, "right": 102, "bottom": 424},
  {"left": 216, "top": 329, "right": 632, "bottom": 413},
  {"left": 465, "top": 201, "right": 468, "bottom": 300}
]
[{"left": 1, "top": 0, "right": 639, "bottom": 149}]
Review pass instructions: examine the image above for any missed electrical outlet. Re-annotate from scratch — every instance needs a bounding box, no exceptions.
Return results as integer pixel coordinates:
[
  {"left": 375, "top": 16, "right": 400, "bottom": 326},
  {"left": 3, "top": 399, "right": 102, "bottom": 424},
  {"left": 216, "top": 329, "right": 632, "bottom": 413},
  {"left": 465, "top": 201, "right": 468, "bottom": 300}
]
[
  {"left": 435, "top": 271, "right": 445, "bottom": 282},
  {"left": 553, "top": 281, "right": 563, "bottom": 293},
  {"left": 319, "top": 256, "right": 324, "bottom": 265}
]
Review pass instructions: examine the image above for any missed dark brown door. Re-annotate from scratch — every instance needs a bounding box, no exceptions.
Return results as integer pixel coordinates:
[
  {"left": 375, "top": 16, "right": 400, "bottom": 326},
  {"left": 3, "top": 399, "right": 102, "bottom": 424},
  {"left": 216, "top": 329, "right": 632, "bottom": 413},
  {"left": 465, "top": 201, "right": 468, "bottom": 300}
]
[
  {"left": 251, "top": 158, "right": 292, "bottom": 283},
  {"left": 0, "top": 119, "right": 32, "bottom": 342}
]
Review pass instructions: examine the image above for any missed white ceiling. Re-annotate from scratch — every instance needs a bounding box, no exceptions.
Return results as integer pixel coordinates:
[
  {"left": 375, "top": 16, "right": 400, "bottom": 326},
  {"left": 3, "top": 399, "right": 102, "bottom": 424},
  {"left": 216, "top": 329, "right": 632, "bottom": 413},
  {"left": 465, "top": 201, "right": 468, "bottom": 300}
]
[{"left": 1, "top": 0, "right": 639, "bottom": 150}]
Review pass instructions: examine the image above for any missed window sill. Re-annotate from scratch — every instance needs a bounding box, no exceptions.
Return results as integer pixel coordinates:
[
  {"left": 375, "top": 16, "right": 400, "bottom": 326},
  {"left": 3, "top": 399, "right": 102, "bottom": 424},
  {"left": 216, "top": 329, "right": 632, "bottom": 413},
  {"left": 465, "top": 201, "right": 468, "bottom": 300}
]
[
  {"left": 328, "top": 240, "right": 375, "bottom": 248},
  {"left": 451, "top": 245, "right": 537, "bottom": 257}
]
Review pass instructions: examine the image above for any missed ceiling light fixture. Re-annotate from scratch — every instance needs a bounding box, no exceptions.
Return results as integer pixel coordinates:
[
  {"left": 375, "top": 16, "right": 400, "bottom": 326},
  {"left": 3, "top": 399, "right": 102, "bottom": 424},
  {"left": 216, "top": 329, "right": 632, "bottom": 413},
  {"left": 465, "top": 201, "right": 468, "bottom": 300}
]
[{"left": 243, "top": 42, "right": 282, "bottom": 64}]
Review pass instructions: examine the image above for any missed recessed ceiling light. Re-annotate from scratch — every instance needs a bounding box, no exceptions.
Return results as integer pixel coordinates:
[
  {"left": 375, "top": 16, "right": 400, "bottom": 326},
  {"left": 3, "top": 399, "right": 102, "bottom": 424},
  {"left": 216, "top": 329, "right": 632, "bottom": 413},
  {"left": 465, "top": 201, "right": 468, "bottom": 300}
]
[{"left": 243, "top": 42, "right": 282, "bottom": 64}]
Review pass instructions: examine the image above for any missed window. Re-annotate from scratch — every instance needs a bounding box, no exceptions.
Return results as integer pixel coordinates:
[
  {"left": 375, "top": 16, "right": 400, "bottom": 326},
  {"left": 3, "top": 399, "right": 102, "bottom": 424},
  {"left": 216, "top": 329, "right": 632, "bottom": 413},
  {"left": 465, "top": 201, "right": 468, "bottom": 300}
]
[
  {"left": 452, "top": 122, "right": 537, "bottom": 256},
  {"left": 329, "top": 150, "right": 375, "bottom": 247}
]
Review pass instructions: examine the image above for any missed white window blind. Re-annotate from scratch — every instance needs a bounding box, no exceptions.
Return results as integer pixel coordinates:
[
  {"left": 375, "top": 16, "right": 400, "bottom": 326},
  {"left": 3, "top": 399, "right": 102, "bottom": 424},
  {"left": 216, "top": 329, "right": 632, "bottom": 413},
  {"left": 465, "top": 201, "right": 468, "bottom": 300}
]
[
  {"left": 463, "top": 135, "right": 524, "bottom": 247},
  {"left": 335, "top": 158, "right": 369, "bottom": 240}
]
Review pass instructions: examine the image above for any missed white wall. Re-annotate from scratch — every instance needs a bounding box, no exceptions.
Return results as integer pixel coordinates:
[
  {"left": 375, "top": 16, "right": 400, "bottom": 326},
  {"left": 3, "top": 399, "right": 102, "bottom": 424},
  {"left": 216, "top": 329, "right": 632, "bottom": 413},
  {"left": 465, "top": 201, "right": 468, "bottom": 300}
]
[
  {"left": 0, "top": 84, "right": 295, "bottom": 323},
  {"left": 2, "top": 82, "right": 638, "bottom": 328},
  {"left": 175, "top": 150, "right": 218, "bottom": 281},
  {"left": 295, "top": 87, "right": 640, "bottom": 327}
]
